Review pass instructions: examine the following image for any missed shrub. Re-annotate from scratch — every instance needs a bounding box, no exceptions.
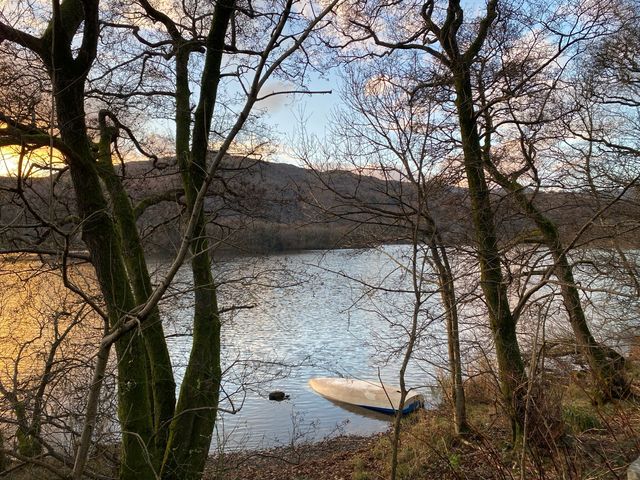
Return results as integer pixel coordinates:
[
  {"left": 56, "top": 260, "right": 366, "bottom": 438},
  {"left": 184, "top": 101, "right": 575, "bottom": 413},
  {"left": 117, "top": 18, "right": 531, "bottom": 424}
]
[{"left": 562, "top": 404, "right": 601, "bottom": 433}]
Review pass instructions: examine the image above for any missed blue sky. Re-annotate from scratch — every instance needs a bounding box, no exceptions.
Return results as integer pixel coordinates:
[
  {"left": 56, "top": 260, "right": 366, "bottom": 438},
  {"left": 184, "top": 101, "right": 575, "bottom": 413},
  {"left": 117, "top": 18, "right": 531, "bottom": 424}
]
[{"left": 258, "top": 72, "right": 342, "bottom": 165}]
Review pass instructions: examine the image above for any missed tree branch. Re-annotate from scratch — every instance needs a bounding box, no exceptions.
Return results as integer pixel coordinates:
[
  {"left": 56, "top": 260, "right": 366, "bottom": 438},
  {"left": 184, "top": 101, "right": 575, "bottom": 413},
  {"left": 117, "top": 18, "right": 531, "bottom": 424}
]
[
  {"left": 0, "top": 22, "right": 43, "bottom": 54},
  {"left": 464, "top": 0, "right": 498, "bottom": 62},
  {"left": 133, "top": 188, "right": 185, "bottom": 219}
]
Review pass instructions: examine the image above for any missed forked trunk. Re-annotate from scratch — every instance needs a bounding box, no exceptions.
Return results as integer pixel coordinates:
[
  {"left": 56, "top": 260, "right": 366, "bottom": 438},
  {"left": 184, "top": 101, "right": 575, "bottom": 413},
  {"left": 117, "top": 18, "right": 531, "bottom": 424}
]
[
  {"left": 97, "top": 119, "right": 177, "bottom": 462},
  {"left": 53, "top": 76, "right": 156, "bottom": 478}
]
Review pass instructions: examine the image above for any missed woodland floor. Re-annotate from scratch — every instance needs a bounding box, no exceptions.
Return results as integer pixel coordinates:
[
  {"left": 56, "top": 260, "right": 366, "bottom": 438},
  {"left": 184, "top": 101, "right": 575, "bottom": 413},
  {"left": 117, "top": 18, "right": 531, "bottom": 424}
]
[
  {"left": 205, "top": 434, "right": 379, "bottom": 480},
  {"left": 4, "top": 365, "right": 639, "bottom": 479},
  {"left": 204, "top": 401, "right": 640, "bottom": 480}
]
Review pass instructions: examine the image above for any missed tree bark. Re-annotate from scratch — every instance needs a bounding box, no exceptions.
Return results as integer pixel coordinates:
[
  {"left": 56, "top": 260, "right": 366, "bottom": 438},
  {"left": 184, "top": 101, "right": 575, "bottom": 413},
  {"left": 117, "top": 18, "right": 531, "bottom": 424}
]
[
  {"left": 482, "top": 166, "right": 629, "bottom": 402},
  {"left": 452, "top": 64, "right": 527, "bottom": 435},
  {"left": 97, "top": 116, "right": 176, "bottom": 463},
  {"left": 416, "top": 0, "right": 528, "bottom": 436},
  {"left": 55, "top": 78, "right": 156, "bottom": 480},
  {"left": 429, "top": 241, "right": 469, "bottom": 435},
  {"left": 38, "top": 3, "right": 157, "bottom": 475},
  {"left": 161, "top": 2, "right": 235, "bottom": 478}
]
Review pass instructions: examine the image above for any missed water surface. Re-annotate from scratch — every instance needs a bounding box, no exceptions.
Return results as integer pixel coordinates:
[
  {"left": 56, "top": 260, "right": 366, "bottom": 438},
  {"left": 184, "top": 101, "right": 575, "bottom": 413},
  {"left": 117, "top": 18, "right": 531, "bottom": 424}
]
[{"left": 162, "top": 246, "right": 442, "bottom": 451}]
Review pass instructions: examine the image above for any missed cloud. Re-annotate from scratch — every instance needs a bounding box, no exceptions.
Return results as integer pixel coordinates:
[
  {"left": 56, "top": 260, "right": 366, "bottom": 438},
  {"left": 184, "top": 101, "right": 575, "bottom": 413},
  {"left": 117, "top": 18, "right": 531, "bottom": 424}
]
[{"left": 258, "top": 80, "right": 296, "bottom": 111}]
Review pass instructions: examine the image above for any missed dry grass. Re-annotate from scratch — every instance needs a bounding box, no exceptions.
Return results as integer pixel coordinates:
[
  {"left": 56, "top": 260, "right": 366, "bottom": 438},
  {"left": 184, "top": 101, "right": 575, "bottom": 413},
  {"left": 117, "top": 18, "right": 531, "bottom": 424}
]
[{"left": 2, "top": 364, "right": 638, "bottom": 479}]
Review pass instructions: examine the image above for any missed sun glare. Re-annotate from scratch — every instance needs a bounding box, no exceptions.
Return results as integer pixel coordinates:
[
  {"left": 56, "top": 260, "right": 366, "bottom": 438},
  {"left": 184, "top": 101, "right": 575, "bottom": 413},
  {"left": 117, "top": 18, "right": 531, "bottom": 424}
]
[{"left": 0, "top": 145, "right": 65, "bottom": 178}]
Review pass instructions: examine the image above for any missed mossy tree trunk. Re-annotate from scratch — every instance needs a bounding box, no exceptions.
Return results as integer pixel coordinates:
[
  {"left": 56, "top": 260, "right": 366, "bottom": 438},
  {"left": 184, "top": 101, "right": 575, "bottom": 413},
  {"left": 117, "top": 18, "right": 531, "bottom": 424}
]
[
  {"left": 482, "top": 160, "right": 629, "bottom": 402},
  {"left": 47, "top": 48, "right": 157, "bottom": 480},
  {"left": 452, "top": 65, "right": 527, "bottom": 434},
  {"left": 13, "top": 400, "right": 41, "bottom": 457},
  {"left": 49, "top": 44, "right": 157, "bottom": 480},
  {"left": 160, "top": 2, "right": 235, "bottom": 478},
  {"left": 417, "top": 0, "right": 529, "bottom": 435},
  {"left": 1, "top": 1, "right": 160, "bottom": 477},
  {"left": 97, "top": 115, "right": 177, "bottom": 464}
]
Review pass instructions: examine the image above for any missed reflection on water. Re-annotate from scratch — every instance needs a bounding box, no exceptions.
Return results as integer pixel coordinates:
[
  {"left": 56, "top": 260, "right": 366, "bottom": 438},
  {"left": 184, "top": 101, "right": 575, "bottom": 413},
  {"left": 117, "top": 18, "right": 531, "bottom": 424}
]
[
  {"left": 163, "top": 246, "right": 443, "bottom": 451},
  {"left": 312, "top": 396, "right": 399, "bottom": 421},
  {"left": 0, "top": 259, "right": 111, "bottom": 453},
  {"left": 2, "top": 246, "right": 638, "bottom": 454},
  {"left": 0, "top": 260, "right": 101, "bottom": 380}
]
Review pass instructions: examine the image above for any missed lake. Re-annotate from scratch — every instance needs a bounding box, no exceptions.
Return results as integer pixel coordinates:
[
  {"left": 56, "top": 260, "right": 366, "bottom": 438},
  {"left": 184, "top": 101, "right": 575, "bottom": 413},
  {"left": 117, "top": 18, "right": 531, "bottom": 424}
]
[
  {"left": 161, "top": 246, "right": 444, "bottom": 451},
  {"left": 2, "top": 245, "right": 637, "bottom": 453}
]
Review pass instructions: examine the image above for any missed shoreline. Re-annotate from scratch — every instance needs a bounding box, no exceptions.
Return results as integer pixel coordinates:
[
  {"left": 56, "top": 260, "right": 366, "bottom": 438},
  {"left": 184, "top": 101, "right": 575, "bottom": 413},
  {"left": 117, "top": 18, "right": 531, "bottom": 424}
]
[{"left": 205, "top": 433, "right": 382, "bottom": 480}]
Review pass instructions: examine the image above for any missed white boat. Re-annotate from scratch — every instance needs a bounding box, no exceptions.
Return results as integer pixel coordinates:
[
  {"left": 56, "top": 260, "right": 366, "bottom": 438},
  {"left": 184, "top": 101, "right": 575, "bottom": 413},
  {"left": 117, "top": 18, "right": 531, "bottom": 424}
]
[{"left": 308, "top": 377, "right": 423, "bottom": 415}]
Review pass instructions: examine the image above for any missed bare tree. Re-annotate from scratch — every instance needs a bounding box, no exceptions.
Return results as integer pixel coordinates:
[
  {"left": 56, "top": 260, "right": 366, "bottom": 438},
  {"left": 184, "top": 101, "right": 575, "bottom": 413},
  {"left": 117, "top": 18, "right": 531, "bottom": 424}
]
[
  {"left": 328, "top": 0, "right": 528, "bottom": 436},
  {"left": 467, "top": 0, "right": 632, "bottom": 402},
  {"left": 0, "top": 0, "right": 340, "bottom": 478}
]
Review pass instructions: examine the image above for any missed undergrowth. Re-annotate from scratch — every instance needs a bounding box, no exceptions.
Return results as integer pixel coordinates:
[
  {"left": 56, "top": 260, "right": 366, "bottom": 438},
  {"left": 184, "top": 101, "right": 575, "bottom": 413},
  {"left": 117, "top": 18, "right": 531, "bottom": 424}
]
[{"left": 350, "top": 364, "right": 640, "bottom": 480}]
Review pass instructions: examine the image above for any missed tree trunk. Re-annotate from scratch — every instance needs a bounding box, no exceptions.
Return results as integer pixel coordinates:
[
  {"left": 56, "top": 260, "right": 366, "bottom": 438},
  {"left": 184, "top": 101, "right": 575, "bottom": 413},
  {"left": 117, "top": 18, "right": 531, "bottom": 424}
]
[
  {"left": 52, "top": 71, "right": 156, "bottom": 479},
  {"left": 97, "top": 118, "right": 176, "bottom": 462},
  {"left": 390, "top": 240, "right": 423, "bottom": 480},
  {"left": 14, "top": 401, "right": 40, "bottom": 457},
  {"left": 453, "top": 66, "right": 527, "bottom": 435},
  {"left": 497, "top": 180, "right": 629, "bottom": 401},
  {"left": 161, "top": 3, "right": 234, "bottom": 477},
  {"left": 429, "top": 241, "right": 469, "bottom": 435},
  {"left": 412, "top": 0, "right": 525, "bottom": 439},
  {"left": 417, "top": 206, "right": 469, "bottom": 435}
]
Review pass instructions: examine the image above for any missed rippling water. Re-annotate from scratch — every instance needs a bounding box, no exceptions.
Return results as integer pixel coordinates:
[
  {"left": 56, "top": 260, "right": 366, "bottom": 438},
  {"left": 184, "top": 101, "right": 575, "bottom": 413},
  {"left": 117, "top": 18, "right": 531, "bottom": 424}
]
[{"left": 162, "top": 246, "right": 444, "bottom": 451}]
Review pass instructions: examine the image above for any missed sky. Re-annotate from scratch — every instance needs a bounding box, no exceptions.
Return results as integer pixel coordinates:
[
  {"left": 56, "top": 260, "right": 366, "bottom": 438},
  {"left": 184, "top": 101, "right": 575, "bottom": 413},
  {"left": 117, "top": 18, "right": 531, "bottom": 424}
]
[
  {"left": 0, "top": 0, "right": 495, "bottom": 175},
  {"left": 0, "top": 145, "right": 64, "bottom": 177},
  {"left": 260, "top": 73, "right": 342, "bottom": 164},
  {"left": 0, "top": 71, "right": 341, "bottom": 177}
]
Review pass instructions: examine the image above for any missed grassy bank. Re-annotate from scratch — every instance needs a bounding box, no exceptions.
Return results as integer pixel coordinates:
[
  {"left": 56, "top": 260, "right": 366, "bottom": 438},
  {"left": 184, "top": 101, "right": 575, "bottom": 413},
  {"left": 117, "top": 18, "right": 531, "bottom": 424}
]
[{"left": 348, "top": 397, "right": 638, "bottom": 479}]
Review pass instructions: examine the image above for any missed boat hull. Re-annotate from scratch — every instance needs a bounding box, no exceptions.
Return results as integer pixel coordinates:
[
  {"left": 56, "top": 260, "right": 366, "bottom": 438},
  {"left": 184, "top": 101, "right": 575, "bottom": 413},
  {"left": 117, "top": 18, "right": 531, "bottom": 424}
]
[{"left": 308, "top": 377, "right": 423, "bottom": 415}]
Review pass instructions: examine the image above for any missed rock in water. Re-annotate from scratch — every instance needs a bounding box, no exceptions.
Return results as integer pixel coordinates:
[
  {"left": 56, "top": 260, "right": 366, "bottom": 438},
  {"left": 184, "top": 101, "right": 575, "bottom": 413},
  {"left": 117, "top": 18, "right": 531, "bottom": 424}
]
[{"left": 268, "top": 391, "right": 288, "bottom": 401}]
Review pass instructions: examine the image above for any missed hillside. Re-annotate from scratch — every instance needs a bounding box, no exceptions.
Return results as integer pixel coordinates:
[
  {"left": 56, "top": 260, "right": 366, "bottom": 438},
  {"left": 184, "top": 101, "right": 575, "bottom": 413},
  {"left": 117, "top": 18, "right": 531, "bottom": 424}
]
[{"left": 0, "top": 155, "right": 638, "bottom": 254}]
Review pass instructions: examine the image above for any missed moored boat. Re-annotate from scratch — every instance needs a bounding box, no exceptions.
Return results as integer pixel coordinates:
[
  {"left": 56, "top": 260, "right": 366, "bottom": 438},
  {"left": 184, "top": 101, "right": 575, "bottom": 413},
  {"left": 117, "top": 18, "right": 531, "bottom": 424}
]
[{"left": 308, "top": 377, "right": 423, "bottom": 415}]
